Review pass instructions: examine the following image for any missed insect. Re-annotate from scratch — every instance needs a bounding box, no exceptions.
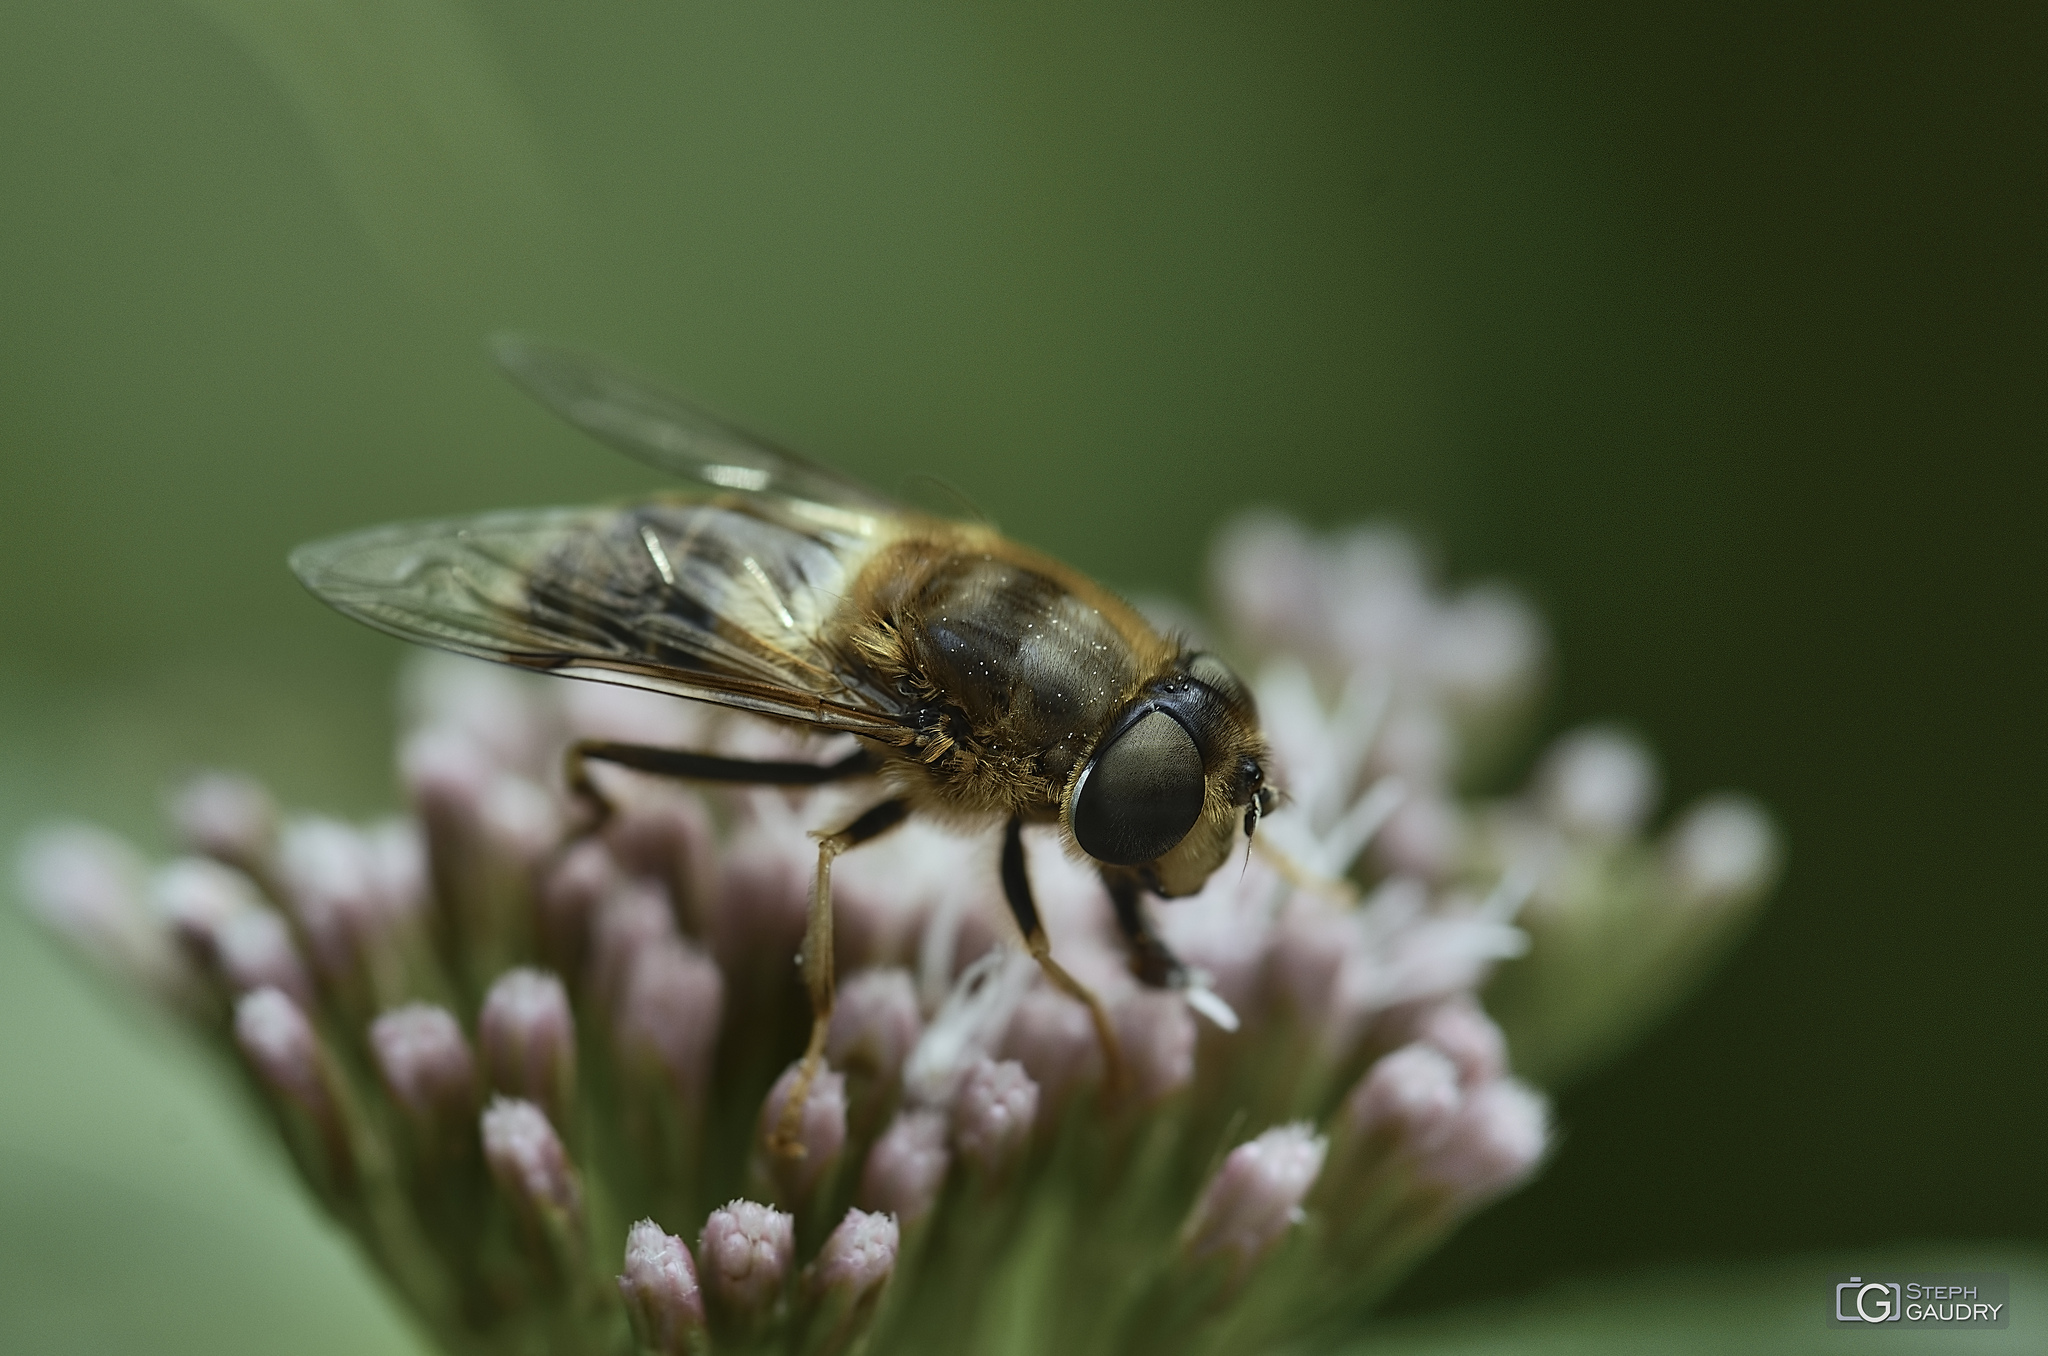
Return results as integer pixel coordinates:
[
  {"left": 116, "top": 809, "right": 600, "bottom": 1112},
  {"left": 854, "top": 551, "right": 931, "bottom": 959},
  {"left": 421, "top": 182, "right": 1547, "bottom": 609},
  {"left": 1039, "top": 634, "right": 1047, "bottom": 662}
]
[{"left": 292, "top": 337, "right": 1276, "bottom": 1145}]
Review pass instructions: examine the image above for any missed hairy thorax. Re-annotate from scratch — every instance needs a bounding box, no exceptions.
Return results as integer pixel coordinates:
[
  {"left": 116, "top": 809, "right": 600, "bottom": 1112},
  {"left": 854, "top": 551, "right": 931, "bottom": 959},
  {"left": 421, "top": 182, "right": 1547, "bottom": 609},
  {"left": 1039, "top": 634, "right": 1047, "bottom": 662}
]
[{"left": 837, "top": 532, "right": 1177, "bottom": 825}]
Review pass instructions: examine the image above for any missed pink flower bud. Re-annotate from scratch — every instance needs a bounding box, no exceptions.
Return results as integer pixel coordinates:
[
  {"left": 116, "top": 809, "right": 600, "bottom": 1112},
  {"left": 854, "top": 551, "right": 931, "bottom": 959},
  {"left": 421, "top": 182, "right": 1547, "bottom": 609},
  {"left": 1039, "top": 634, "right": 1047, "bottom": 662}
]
[
  {"left": 707, "top": 817, "right": 809, "bottom": 978},
  {"left": 1537, "top": 727, "right": 1659, "bottom": 841},
  {"left": 563, "top": 675, "right": 708, "bottom": 747},
  {"left": 588, "top": 881, "right": 680, "bottom": 1015},
  {"left": 480, "top": 967, "right": 577, "bottom": 1125},
  {"left": 168, "top": 771, "right": 277, "bottom": 872},
  {"left": 1269, "top": 901, "right": 1348, "bottom": 1036},
  {"left": 234, "top": 986, "right": 332, "bottom": 1117},
  {"left": 1000, "top": 987, "right": 1105, "bottom": 1109},
  {"left": 1209, "top": 511, "right": 1324, "bottom": 651},
  {"left": 402, "top": 726, "right": 495, "bottom": 861},
  {"left": 615, "top": 940, "right": 724, "bottom": 1104},
  {"left": 618, "top": 1219, "right": 706, "bottom": 1353},
  {"left": 478, "top": 776, "right": 562, "bottom": 871},
  {"left": 1374, "top": 791, "right": 1467, "bottom": 881},
  {"left": 698, "top": 1199, "right": 794, "bottom": 1317},
  {"left": 827, "top": 968, "right": 922, "bottom": 1089},
  {"left": 399, "top": 653, "right": 556, "bottom": 772},
  {"left": 1423, "top": 585, "right": 1545, "bottom": 712},
  {"left": 233, "top": 987, "right": 354, "bottom": 1194},
  {"left": 214, "top": 907, "right": 315, "bottom": 1008},
  {"left": 1113, "top": 989, "right": 1195, "bottom": 1106},
  {"left": 756, "top": 1062, "right": 847, "bottom": 1202},
  {"left": 952, "top": 1058, "right": 1038, "bottom": 1175},
  {"left": 1342, "top": 1043, "right": 1463, "bottom": 1152},
  {"left": 811, "top": 1208, "right": 898, "bottom": 1299},
  {"left": 369, "top": 1003, "right": 478, "bottom": 1135},
  {"left": 858, "top": 1109, "right": 950, "bottom": 1224},
  {"left": 275, "top": 816, "right": 412, "bottom": 1000},
  {"left": 1414, "top": 1078, "right": 1549, "bottom": 1208},
  {"left": 1385, "top": 994, "right": 1507, "bottom": 1088},
  {"left": 482, "top": 1096, "right": 584, "bottom": 1229},
  {"left": 606, "top": 793, "right": 717, "bottom": 932},
  {"left": 18, "top": 822, "right": 189, "bottom": 1003},
  {"left": 152, "top": 856, "right": 265, "bottom": 981},
  {"left": 1665, "top": 794, "right": 1780, "bottom": 904},
  {"left": 1181, "top": 1123, "right": 1327, "bottom": 1278},
  {"left": 536, "top": 837, "right": 620, "bottom": 973}
]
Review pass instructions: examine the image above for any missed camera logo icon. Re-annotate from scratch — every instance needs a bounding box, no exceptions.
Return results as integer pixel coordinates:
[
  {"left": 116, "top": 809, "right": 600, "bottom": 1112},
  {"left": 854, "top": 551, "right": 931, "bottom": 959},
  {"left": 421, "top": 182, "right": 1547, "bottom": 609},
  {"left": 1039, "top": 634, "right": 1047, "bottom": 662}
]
[{"left": 1836, "top": 1277, "right": 1902, "bottom": 1323}]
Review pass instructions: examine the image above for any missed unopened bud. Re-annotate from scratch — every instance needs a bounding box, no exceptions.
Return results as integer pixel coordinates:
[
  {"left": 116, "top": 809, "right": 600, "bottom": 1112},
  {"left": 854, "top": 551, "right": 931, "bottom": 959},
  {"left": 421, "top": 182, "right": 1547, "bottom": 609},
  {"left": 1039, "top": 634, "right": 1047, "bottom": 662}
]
[
  {"left": 828, "top": 967, "right": 922, "bottom": 1091},
  {"left": 1425, "top": 585, "right": 1545, "bottom": 712},
  {"left": 699, "top": 1199, "right": 794, "bottom": 1319},
  {"left": 479, "top": 776, "right": 562, "bottom": 871},
  {"left": 1181, "top": 1123, "right": 1327, "bottom": 1279},
  {"left": 369, "top": 1003, "right": 479, "bottom": 1141},
  {"left": 1374, "top": 792, "right": 1467, "bottom": 881},
  {"left": 1387, "top": 994, "right": 1507, "bottom": 1088},
  {"left": 1665, "top": 794, "right": 1780, "bottom": 904},
  {"left": 482, "top": 1096, "right": 586, "bottom": 1271},
  {"left": 755, "top": 1062, "right": 847, "bottom": 1204},
  {"left": 235, "top": 986, "right": 334, "bottom": 1120},
  {"left": 480, "top": 968, "right": 577, "bottom": 1127},
  {"left": 810, "top": 1208, "right": 898, "bottom": 1299},
  {"left": 803, "top": 1208, "right": 898, "bottom": 1349},
  {"left": 588, "top": 881, "right": 680, "bottom": 1014},
  {"left": 1000, "top": 987, "right": 1105, "bottom": 1110},
  {"left": 1414, "top": 1078, "right": 1548, "bottom": 1209},
  {"left": 619, "top": 1219, "right": 706, "bottom": 1354},
  {"left": 151, "top": 858, "right": 317, "bottom": 1006},
  {"left": 615, "top": 940, "right": 724, "bottom": 1105},
  {"left": 18, "top": 823, "right": 190, "bottom": 1005},
  {"left": 858, "top": 1109, "right": 950, "bottom": 1225},
  {"left": 275, "top": 816, "right": 421, "bottom": 1012},
  {"left": 708, "top": 819, "right": 810, "bottom": 979},
  {"left": 536, "top": 837, "right": 619, "bottom": 975},
  {"left": 214, "top": 906, "right": 316, "bottom": 1008},
  {"left": 952, "top": 1058, "right": 1038, "bottom": 1176},
  {"left": 153, "top": 856, "right": 260, "bottom": 945},
  {"left": 1341, "top": 1043, "right": 1463, "bottom": 1154},
  {"left": 1537, "top": 727, "right": 1659, "bottom": 842},
  {"left": 1113, "top": 989, "right": 1195, "bottom": 1106},
  {"left": 169, "top": 771, "right": 277, "bottom": 874},
  {"left": 233, "top": 987, "right": 354, "bottom": 1195},
  {"left": 1209, "top": 511, "right": 1324, "bottom": 650},
  {"left": 607, "top": 794, "right": 717, "bottom": 935},
  {"left": 399, "top": 651, "right": 555, "bottom": 771}
]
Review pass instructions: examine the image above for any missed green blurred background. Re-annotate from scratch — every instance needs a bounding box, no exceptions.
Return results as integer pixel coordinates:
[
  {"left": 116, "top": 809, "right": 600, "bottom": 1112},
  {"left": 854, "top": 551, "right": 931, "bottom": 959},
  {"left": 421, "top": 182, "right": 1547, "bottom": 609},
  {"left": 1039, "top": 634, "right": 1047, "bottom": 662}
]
[{"left": 1, "top": 3, "right": 2040, "bottom": 1351}]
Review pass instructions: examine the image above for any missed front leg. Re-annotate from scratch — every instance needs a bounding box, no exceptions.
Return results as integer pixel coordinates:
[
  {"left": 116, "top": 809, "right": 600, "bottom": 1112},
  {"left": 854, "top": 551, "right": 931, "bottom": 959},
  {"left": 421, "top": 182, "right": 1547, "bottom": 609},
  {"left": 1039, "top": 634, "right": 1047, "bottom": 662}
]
[
  {"left": 1103, "top": 870, "right": 1241, "bottom": 1033},
  {"left": 1000, "top": 818, "right": 1124, "bottom": 1091},
  {"left": 1101, "top": 869, "right": 1190, "bottom": 990}
]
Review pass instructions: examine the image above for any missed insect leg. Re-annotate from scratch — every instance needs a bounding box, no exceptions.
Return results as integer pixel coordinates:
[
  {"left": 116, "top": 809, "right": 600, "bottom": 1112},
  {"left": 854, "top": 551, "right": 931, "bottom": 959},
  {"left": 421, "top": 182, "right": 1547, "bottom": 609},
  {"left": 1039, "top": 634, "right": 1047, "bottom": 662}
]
[
  {"left": 1103, "top": 870, "right": 1240, "bottom": 1031},
  {"left": 565, "top": 740, "right": 877, "bottom": 826},
  {"left": 772, "top": 795, "right": 912, "bottom": 1157},
  {"left": 1101, "top": 871, "right": 1191, "bottom": 990},
  {"left": 1001, "top": 818, "right": 1124, "bottom": 1091}
]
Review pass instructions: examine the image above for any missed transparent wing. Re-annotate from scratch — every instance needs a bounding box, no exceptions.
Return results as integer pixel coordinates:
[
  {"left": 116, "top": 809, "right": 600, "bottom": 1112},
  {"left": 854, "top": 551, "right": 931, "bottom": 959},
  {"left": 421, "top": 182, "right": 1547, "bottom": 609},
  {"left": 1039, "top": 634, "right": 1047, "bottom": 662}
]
[
  {"left": 492, "top": 335, "right": 899, "bottom": 511},
  {"left": 290, "top": 497, "right": 912, "bottom": 736}
]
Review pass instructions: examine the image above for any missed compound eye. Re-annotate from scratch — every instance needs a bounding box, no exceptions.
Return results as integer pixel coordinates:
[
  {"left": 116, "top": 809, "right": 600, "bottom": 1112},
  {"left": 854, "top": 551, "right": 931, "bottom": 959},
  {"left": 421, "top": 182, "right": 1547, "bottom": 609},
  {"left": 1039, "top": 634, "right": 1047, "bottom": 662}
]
[{"left": 1071, "top": 710, "right": 1206, "bottom": 865}]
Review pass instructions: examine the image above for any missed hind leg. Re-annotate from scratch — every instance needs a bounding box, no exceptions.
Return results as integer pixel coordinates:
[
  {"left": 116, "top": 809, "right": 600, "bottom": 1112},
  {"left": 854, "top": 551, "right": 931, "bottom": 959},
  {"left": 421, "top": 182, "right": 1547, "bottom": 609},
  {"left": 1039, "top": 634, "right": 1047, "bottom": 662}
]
[
  {"left": 564, "top": 739, "right": 877, "bottom": 828},
  {"left": 770, "top": 796, "right": 911, "bottom": 1157}
]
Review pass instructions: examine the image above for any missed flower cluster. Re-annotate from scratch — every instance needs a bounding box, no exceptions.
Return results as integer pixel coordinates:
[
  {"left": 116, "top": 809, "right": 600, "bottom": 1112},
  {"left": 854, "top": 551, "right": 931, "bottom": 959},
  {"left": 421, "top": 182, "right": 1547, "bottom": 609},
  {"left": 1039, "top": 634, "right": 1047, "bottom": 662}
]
[{"left": 16, "top": 513, "right": 1777, "bottom": 1355}]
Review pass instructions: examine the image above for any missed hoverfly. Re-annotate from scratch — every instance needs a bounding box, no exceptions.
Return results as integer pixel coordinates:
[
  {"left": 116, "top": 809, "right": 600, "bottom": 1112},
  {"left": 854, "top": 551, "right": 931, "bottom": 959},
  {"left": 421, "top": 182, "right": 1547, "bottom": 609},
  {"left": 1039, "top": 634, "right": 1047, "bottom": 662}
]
[{"left": 292, "top": 338, "right": 1276, "bottom": 1144}]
